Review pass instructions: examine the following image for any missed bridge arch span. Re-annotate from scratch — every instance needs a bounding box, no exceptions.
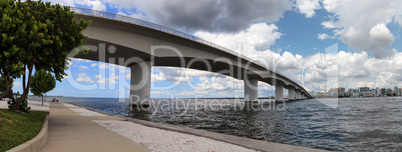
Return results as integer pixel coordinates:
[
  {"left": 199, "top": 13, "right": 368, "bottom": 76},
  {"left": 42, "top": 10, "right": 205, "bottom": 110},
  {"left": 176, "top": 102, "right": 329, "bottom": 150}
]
[{"left": 70, "top": 7, "right": 312, "bottom": 103}]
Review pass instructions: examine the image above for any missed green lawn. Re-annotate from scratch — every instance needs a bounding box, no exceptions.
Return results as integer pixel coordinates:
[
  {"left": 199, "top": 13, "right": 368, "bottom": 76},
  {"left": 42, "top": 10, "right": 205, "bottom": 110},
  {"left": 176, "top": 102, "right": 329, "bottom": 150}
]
[{"left": 0, "top": 109, "right": 48, "bottom": 152}]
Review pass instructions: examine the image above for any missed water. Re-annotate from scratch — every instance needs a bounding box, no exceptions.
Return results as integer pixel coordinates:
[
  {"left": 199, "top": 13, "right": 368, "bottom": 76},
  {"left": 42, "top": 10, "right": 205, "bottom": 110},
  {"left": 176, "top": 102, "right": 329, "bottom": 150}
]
[{"left": 29, "top": 96, "right": 402, "bottom": 151}]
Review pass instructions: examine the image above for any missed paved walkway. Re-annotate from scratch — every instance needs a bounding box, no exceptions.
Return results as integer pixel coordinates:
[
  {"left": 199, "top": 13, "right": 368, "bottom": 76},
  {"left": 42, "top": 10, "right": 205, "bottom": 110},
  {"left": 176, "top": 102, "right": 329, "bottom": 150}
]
[{"left": 41, "top": 102, "right": 149, "bottom": 152}]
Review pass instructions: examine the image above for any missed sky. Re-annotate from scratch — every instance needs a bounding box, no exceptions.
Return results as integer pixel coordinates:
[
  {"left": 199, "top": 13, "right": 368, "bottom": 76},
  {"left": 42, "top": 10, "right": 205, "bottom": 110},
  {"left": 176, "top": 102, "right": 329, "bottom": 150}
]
[{"left": 12, "top": 0, "right": 402, "bottom": 98}]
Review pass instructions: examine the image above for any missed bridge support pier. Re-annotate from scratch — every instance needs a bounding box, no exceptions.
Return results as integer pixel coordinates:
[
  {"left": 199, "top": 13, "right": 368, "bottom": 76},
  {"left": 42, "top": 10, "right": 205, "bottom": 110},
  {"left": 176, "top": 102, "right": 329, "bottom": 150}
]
[
  {"left": 275, "top": 86, "right": 284, "bottom": 102},
  {"left": 244, "top": 79, "right": 258, "bottom": 102},
  {"left": 295, "top": 91, "right": 301, "bottom": 100},
  {"left": 130, "top": 61, "right": 152, "bottom": 107},
  {"left": 288, "top": 89, "right": 295, "bottom": 101}
]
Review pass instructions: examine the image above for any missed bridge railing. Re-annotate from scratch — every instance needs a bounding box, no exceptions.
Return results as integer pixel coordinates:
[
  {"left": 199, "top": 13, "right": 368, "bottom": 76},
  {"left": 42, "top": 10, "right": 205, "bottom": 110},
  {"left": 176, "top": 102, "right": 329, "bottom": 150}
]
[{"left": 70, "top": 7, "right": 310, "bottom": 96}]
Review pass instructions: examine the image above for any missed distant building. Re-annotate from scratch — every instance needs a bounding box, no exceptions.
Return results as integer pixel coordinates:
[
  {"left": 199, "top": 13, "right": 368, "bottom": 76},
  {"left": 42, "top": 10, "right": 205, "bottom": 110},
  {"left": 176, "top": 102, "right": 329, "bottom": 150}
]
[
  {"left": 386, "top": 88, "right": 393, "bottom": 96},
  {"left": 370, "top": 89, "right": 377, "bottom": 96},
  {"left": 376, "top": 87, "right": 381, "bottom": 96},
  {"left": 318, "top": 86, "right": 401, "bottom": 98},
  {"left": 381, "top": 88, "right": 386, "bottom": 96},
  {"left": 398, "top": 89, "right": 402, "bottom": 96},
  {"left": 329, "top": 87, "right": 345, "bottom": 97},
  {"left": 343, "top": 92, "right": 349, "bottom": 97},
  {"left": 362, "top": 92, "right": 374, "bottom": 97},
  {"left": 338, "top": 88, "right": 346, "bottom": 96},
  {"left": 346, "top": 89, "right": 352, "bottom": 96},
  {"left": 394, "top": 86, "right": 399, "bottom": 96},
  {"left": 358, "top": 87, "right": 370, "bottom": 93},
  {"left": 315, "top": 92, "right": 326, "bottom": 97}
]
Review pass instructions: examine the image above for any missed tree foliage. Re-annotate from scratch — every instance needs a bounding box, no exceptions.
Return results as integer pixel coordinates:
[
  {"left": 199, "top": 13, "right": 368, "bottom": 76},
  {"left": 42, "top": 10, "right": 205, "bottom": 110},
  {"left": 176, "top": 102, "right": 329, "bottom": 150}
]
[
  {"left": 0, "top": 0, "right": 90, "bottom": 111},
  {"left": 0, "top": 0, "right": 22, "bottom": 99},
  {"left": 30, "top": 69, "right": 56, "bottom": 105}
]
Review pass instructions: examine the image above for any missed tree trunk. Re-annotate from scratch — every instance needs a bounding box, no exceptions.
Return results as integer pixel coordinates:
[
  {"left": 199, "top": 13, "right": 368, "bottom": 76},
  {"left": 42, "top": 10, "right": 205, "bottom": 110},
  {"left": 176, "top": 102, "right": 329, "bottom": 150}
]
[
  {"left": 13, "top": 64, "right": 34, "bottom": 112},
  {"left": 0, "top": 72, "right": 12, "bottom": 99},
  {"left": 42, "top": 95, "right": 44, "bottom": 106},
  {"left": 11, "top": 94, "right": 19, "bottom": 110}
]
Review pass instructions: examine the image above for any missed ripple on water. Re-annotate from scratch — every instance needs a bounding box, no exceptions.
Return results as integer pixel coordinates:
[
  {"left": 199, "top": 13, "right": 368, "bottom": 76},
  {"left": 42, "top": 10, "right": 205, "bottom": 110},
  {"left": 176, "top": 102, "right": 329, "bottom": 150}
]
[{"left": 27, "top": 96, "right": 402, "bottom": 151}]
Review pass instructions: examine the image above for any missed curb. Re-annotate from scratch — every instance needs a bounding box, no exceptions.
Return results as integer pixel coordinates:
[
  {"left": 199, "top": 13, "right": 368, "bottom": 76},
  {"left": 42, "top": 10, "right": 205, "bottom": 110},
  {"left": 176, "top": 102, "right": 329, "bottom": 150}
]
[
  {"left": 7, "top": 115, "right": 49, "bottom": 152},
  {"left": 66, "top": 102, "right": 328, "bottom": 152}
]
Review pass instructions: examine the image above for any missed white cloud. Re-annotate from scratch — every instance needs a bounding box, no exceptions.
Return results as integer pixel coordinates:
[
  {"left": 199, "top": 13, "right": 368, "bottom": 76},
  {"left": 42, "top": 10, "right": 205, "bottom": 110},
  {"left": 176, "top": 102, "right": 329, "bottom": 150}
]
[
  {"left": 110, "top": 73, "right": 119, "bottom": 80},
  {"left": 318, "top": 33, "right": 329, "bottom": 40},
  {"left": 317, "top": 33, "right": 337, "bottom": 40},
  {"left": 95, "top": 73, "right": 119, "bottom": 84},
  {"left": 375, "top": 72, "right": 402, "bottom": 88},
  {"left": 194, "top": 76, "right": 244, "bottom": 91},
  {"left": 195, "top": 23, "right": 282, "bottom": 52},
  {"left": 179, "top": 90, "right": 209, "bottom": 96},
  {"left": 259, "top": 82, "right": 274, "bottom": 91},
  {"left": 321, "top": 21, "right": 336, "bottom": 29},
  {"left": 98, "top": 63, "right": 121, "bottom": 70},
  {"left": 295, "top": 0, "right": 322, "bottom": 18},
  {"left": 321, "top": 0, "right": 402, "bottom": 58},
  {"left": 301, "top": 50, "right": 402, "bottom": 91},
  {"left": 76, "top": 0, "right": 106, "bottom": 11},
  {"left": 76, "top": 73, "right": 95, "bottom": 83},
  {"left": 151, "top": 67, "right": 214, "bottom": 84},
  {"left": 79, "top": 65, "right": 90, "bottom": 70},
  {"left": 195, "top": 22, "right": 304, "bottom": 84},
  {"left": 91, "top": 63, "right": 98, "bottom": 67},
  {"left": 369, "top": 23, "right": 395, "bottom": 47},
  {"left": 99, "top": 64, "right": 108, "bottom": 69}
]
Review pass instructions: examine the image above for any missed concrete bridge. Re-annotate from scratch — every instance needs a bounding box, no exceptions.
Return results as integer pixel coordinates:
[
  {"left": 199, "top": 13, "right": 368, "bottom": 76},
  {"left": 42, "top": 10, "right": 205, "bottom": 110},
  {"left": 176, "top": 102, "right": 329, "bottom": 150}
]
[{"left": 70, "top": 7, "right": 312, "bottom": 104}]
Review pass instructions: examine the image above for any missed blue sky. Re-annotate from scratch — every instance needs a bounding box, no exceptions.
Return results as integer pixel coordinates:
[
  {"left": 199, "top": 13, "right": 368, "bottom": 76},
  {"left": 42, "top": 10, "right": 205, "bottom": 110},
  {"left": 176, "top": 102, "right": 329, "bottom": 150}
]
[{"left": 12, "top": 0, "right": 402, "bottom": 98}]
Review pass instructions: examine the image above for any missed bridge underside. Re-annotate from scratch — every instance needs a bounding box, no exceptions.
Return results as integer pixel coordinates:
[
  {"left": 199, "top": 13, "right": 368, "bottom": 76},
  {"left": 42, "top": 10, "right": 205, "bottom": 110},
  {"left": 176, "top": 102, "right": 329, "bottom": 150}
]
[
  {"left": 74, "top": 39, "right": 309, "bottom": 102},
  {"left": 76, "top": 39, "right": 293, "bottom": 84},
  {"left": 72, "top": 13, "right": 312, "bottom": 102}
]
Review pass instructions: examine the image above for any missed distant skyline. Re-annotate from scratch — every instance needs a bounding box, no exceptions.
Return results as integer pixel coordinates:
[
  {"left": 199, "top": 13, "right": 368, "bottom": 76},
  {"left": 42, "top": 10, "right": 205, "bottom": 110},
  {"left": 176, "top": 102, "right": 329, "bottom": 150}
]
[
  {"left": 13, "top": 0, "right": 402, "bottom": 98},
  {"left": 316, "top": 85, "right": 401, "bottom": 92}
]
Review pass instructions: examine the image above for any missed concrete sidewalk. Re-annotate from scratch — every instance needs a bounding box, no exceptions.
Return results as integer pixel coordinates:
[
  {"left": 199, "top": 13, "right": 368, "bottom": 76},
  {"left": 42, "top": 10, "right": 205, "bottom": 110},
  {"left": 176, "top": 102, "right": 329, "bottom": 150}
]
[{"left": 40, "top": 102, "right": 149, "bottom": 152}]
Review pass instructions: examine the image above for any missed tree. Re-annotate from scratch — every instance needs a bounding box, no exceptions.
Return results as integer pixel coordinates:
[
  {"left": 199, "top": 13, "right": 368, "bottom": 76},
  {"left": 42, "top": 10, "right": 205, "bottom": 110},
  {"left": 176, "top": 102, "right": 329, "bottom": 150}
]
[
  {"left": 0, "top": 0, "right": 90, "bottom": 111},
  {"left": 30, "top": 70, "right": 56, "bottom": 106},
  {"left": 0, "top": 0, "right": 24, "bottom": 100}
]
